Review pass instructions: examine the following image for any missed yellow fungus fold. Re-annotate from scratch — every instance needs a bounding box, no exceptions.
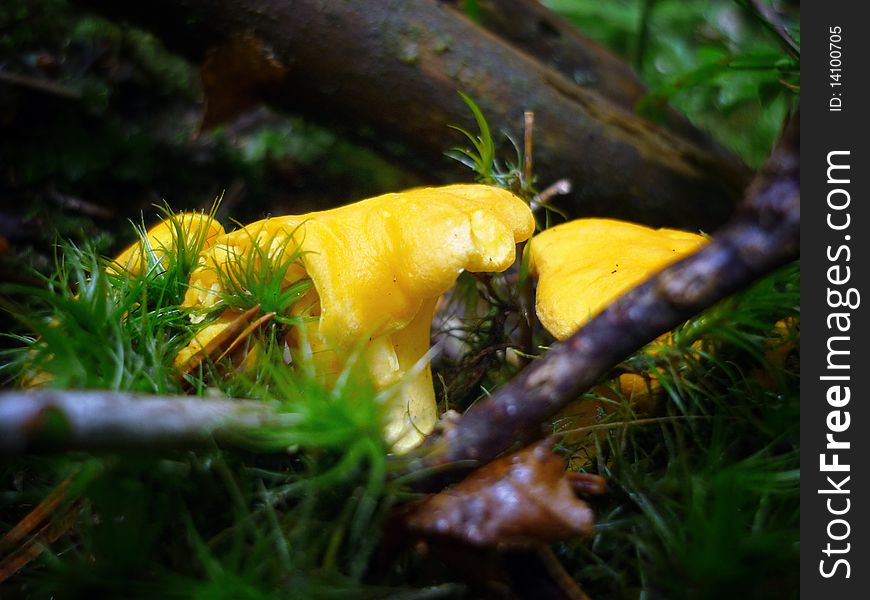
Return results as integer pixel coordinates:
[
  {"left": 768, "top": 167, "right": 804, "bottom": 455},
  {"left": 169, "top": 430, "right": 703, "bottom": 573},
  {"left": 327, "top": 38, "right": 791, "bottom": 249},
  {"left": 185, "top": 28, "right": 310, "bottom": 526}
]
[
  {"left": 179, "top": 184, "right": 534, "bottom": 452},
  {"left": 530, "top": 218, "right": 708, "bottom": 459}
]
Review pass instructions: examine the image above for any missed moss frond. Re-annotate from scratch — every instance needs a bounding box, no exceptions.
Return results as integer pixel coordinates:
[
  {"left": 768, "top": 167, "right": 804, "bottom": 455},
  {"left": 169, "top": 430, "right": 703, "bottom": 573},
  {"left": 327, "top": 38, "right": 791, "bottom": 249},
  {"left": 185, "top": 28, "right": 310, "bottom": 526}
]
[
  {"left": 561, "top": 264, "right": 800, "bottom": 599},
  {"left": 211, "top": 224, "right": 313, "bottom": 323}
]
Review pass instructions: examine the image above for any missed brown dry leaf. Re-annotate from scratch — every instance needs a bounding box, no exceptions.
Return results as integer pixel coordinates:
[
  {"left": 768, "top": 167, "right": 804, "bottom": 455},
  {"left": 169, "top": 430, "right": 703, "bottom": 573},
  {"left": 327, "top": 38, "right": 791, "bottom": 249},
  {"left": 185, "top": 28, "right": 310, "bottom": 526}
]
[
  {"left": 200, "top": 34, "right": 288, "bottom": 130},
  {"left": 403, "top": 440, "right": 603, "bottom": 548}
]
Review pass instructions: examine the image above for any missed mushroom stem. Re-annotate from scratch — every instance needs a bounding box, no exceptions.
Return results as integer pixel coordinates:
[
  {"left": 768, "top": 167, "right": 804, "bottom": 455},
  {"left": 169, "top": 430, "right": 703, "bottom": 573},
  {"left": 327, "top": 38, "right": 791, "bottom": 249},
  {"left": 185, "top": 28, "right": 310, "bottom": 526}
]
[{"left": 408, "top": 115, "right": 799, "bottom": 490}]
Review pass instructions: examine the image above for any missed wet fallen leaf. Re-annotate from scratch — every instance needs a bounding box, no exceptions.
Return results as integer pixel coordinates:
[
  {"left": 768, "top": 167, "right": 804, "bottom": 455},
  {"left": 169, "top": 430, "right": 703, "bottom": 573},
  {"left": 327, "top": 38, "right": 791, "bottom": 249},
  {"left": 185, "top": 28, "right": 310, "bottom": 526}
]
[{"left": 402, "top": 439, "right": 603, "bottom": 548}]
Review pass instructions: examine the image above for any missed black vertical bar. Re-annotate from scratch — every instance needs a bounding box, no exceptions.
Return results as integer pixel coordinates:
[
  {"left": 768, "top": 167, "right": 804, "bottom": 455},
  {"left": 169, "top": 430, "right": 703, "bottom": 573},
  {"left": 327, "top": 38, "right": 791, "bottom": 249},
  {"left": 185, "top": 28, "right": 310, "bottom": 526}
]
[{"left": 802, "top": 1, "right": 869, "bottom": 595}]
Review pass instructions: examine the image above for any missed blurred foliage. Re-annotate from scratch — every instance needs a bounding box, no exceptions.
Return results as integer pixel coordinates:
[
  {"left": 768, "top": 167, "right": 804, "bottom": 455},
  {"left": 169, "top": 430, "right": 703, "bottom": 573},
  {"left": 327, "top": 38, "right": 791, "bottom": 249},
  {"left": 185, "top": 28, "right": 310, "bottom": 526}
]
[{"left": 545, "top": 0, "right": 799, "bottom": 166}]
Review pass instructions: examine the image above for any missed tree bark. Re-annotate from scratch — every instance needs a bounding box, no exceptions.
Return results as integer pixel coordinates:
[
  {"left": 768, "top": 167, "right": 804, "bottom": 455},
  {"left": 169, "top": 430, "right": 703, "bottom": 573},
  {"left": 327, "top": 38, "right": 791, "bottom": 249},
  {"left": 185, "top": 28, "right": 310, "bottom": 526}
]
[
  {"left": 442, "top": 0, "right": 715, "bottom": 147},
  {"left": 443, "top": 0, "right": 648, "bottom": 112},
  {"left": 78, "top": 0, "right": 748, "bottom": 230}
]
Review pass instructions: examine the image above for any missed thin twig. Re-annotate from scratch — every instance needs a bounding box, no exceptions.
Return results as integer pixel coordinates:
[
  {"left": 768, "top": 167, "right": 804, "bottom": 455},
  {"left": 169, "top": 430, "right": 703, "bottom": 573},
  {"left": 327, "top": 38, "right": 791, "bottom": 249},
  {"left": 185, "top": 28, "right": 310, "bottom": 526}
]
[
  {"left": 47, "top": 190, "right": 115, "bottom": 219},
  {"left": 0, "top": 500, "right": 80, "bottom": 584},
  {"left": 531, "top": 179, "right": 571, "bottom": 213},
  {"left": 0, "top": 70, "right": 82, "bottom": 100},
  {"left": 523, "top": 111, "right": 534, "bottom": 185},
  {"left": 552, "top": 415, "right": 710, "bottom": 438},
  {"left": 535, "top": 546, "right": 593, "bottom": 600},
  {"left": 0, "top": 390, "right": 293, "bottom": 454},
  {"left": 0, "top": 473, "right": 76, "bottom": 555},
  {"left": 0, "top": 473, "right": 82, "bottom": 583},
  {"left": 408, "top": 115, "right": 799, "bottom": 489}
]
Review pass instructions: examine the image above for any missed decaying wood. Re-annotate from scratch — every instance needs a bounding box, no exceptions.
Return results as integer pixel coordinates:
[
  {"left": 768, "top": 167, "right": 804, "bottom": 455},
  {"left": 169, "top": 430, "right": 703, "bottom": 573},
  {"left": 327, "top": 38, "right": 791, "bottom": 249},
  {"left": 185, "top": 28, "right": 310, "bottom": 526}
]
[
  {"left": 442, "top": 0, "right": 647, "bottom": 111},
  {"left": 409, "top": 115, "right": 799, "bottom": 489},
  {"left": 77, "top": 0, "right": 747, "bottom": 230}
]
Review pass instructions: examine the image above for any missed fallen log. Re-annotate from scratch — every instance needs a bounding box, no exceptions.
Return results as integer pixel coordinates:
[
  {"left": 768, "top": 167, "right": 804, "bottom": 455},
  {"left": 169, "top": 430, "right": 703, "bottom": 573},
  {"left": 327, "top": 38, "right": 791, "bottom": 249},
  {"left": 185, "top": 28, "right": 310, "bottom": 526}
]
[{"left": 78, "top": 0, "right": 748, "bottom": 230}]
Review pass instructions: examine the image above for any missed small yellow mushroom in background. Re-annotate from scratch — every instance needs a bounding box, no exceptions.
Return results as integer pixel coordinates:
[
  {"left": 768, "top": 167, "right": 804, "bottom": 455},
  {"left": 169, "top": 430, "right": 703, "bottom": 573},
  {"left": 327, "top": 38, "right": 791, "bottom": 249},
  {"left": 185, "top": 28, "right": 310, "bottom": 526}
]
[
  {"left": 179, "top": 184, "right": 534, "bottom": 452},
  {"left": 527, "top": 218, "right": 707, "bottom": 341},
  {"left": 527, "top": 218, "right": 707, "bottom": 447}
]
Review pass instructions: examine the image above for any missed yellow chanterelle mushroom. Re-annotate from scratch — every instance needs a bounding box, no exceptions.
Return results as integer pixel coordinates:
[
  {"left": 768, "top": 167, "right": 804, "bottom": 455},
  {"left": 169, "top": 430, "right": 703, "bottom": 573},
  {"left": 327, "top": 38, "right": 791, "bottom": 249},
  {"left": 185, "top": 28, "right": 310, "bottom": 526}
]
[
  {"left": 176, "top": 184, "right": 534, "bottom": 452},
  {"left": 528, "top": 218, "right": 707, "bottom": 341},
  {"left": 529, "top": 218, "right": 707, "bottom": 439}
]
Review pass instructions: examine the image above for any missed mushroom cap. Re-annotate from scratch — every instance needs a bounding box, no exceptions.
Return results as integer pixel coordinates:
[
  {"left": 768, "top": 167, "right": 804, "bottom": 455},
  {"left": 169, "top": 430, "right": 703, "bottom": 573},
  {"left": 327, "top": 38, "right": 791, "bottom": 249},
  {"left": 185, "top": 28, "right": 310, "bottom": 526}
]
[
  {"left": 185, "top": 184, "right": 534, "bottom": 345},
  {"left": 529, "top": 218, "right": 707, "bottom": 340},
  {"left": 182, "top": 184, "right": 534, "bottom": 451}
]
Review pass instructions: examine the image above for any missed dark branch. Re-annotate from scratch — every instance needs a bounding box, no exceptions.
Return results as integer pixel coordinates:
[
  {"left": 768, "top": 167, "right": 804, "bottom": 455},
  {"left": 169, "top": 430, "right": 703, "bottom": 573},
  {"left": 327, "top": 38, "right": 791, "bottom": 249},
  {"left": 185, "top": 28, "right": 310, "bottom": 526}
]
[
  {"left": 443, "top": 0, "right": 730, "bottom": 151},
  {"left": 442, "top": 0, "right": 647, "bottom": 111},
  {"left": 742, "top": 0, "right": 800, "bottom": 59}
]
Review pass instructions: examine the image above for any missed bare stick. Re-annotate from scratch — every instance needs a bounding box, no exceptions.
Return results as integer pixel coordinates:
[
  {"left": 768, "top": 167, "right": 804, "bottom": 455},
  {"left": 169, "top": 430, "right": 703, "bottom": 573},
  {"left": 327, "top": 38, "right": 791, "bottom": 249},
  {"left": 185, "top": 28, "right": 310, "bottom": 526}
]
[
  {"left": 409, "top": 115, "right": 799, "bottom": 489},
  {"left": 0, "top": 390, "right": 294, "bottom": 454},
  {"left": 0, "top": 70, "right": 82, "bottom": 100},
  {"left": 745, "top": 0, "right": 800, "bottom": 59},
  {"left": 523, "top": 110, "right": 534, "bottom": 185}
]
